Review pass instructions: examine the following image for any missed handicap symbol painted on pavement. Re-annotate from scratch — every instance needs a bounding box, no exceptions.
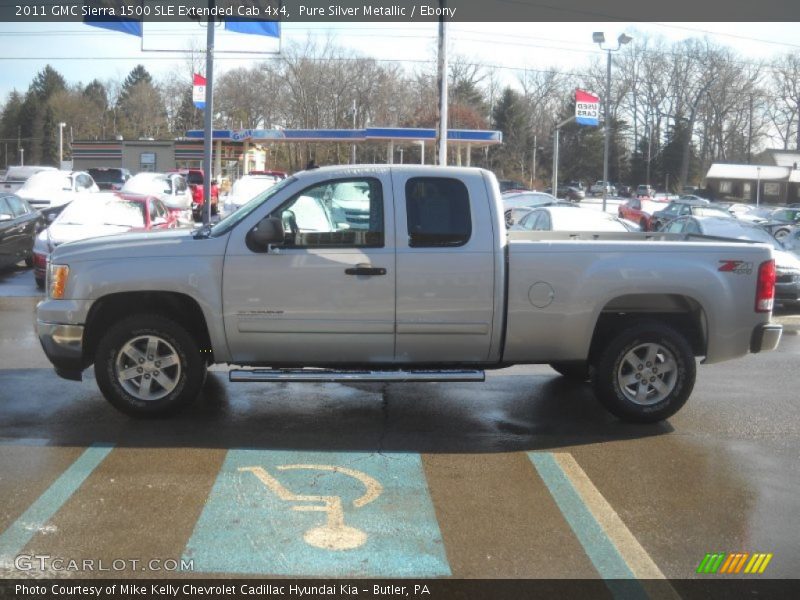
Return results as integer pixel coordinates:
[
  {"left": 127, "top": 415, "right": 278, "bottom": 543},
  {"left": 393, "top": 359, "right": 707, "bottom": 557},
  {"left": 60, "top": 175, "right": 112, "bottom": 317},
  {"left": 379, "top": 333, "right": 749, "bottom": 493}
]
[
  {"left": 183, "top": 450, "right": 450, "bottom": 577},
  {"left": 239, "top": 464, "right": 382, "bottom": 551}
]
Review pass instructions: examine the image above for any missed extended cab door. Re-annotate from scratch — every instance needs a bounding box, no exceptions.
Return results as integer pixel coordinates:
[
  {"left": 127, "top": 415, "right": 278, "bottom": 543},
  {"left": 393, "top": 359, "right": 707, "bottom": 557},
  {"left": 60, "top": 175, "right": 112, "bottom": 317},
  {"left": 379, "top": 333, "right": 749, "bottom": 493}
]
[
  {"left": 222, "top": 173, "right": 396, "bottom": 365},
  {"left": 391, "top": 171, "right": 499, "bottom": 364}
]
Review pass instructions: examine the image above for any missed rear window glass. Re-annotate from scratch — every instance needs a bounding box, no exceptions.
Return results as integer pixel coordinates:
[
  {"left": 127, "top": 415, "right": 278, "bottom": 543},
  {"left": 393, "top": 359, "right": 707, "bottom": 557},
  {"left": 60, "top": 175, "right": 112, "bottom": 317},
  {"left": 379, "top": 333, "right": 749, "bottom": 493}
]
[
  {"left": 186, "top": 171, "right": 204, "bottom": 185},
  {"left": 88, "top": 169, "right": 124, "bottom": 183}
]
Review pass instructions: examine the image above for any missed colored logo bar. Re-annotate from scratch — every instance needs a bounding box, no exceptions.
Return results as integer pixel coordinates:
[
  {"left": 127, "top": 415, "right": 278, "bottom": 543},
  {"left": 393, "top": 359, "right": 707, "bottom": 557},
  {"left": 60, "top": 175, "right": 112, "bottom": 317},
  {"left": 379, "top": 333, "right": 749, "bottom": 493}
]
[{"left": 697, "top": 552, "right": 773, "bottom": 574}]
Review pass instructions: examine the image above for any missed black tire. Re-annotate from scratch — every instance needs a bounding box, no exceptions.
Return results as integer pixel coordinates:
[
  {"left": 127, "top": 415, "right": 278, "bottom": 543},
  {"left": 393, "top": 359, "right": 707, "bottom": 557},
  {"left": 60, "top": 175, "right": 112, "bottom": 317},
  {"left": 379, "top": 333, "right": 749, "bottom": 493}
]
[
  {"left": 211, "top": 202, "right": 219, "bottom": 216},
  {"left": 35, "top": 276, "right": 44, "bottom": 289},
  {"left": 94, "top": 313, "right": 206, "bottom": 417},
  {"left": 639, "top": 217, "right": 648, "bottom": 231},
  {"left": 549, "top": 361, "right": 590, "bottom": 382},
  {"left": 24, "top": 255, "right": 34, "bottom": 268},
  {"left": 590, "top": 320, "right": 696, "bottom": 423}
]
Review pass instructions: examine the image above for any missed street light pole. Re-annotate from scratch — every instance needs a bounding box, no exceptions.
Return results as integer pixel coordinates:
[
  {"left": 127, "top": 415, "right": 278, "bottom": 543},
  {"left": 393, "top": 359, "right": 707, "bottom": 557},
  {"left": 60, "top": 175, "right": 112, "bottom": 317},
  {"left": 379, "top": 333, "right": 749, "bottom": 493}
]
[
  {"left": 593, "top": 32, "right": 632, "bottom": 212},
  {"left": 58, "top": 122, "right": 66, "bottom": 168},
  {"left": 756, "top": 167, "right": 761, "bottom": 207}
]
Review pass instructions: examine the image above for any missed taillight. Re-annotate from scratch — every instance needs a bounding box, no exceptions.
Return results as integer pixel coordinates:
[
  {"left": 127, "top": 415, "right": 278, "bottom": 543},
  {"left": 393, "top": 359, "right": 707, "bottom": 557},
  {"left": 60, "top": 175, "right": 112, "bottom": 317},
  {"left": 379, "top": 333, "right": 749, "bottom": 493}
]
[{"left": 755, "top": 259, "right": 776, "bottom": 313}]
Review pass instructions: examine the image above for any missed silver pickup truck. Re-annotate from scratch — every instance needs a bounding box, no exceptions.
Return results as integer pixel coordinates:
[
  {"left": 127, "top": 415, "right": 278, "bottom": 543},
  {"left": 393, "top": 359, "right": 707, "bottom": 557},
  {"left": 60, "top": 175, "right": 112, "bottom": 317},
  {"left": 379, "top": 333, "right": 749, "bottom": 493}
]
[{"left": 36, "top": 166, "right": 782, "bottom": 422}]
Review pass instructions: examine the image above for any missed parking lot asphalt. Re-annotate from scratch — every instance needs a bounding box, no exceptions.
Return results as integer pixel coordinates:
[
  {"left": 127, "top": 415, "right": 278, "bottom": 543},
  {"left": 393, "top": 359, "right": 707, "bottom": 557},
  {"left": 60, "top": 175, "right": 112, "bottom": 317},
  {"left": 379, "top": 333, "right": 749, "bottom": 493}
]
[{"left": 1, "top": 265, "right": 799, "bottom": 582}]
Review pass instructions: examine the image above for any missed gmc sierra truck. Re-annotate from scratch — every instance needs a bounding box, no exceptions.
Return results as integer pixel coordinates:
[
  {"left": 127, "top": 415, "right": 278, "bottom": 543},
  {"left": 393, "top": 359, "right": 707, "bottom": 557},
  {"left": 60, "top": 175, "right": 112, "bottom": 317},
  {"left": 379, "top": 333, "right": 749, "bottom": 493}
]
[{"left": 36, "top": 166, "right": 783, "bottom": 422}]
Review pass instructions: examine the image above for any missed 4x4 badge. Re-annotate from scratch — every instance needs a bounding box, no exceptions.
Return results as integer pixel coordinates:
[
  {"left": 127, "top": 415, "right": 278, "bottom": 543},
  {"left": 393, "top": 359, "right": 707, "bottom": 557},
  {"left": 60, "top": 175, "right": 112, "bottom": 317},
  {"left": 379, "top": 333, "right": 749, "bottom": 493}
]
[{"left": 718, "top": 260, "right": 753, "bottom": 274}]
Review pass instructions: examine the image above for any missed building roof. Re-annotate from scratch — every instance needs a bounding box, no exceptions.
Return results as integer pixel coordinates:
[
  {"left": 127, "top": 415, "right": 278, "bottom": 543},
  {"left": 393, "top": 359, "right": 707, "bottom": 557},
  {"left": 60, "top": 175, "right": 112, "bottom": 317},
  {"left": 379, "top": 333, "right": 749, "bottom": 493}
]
[
  {"left": 705, "top": 163, "right": 790, "bottom": 181},
  {"left": 763, "top": 149, "right": 800, "bottom": 168}
]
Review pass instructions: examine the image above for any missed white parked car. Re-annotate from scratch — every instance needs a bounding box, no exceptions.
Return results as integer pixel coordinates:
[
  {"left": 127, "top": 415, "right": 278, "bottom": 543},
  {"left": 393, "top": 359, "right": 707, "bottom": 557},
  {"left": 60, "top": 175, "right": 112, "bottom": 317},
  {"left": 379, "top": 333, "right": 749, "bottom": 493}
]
[
  {"left": 1, "top": 165, "right": 58, "bottom": 194},
  {"left": 122, "top": 172, "right": 193, "bottom": 225},
  {"left": 224, "top": 174, "right": 281, "bottom": 213},
  {"left": 16, "top": 170, "right": 99, "bottom": 220},
  {"left": 511, "top": 206, "right": 639, "bottom": 232}
]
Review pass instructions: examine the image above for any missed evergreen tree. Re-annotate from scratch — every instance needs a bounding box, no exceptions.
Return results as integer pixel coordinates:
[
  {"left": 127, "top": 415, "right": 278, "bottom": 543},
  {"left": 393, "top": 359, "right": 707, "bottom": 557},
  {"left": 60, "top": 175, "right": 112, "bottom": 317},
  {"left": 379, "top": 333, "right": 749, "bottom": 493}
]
[
  {"left": 30, "top": 65, "right": 66, "bottom": 102},
  {"left": 119, "top": 65, "right": 153, "bottom": 105},
  {"left": 0, "top": 91, "right": 24, "bottom": 165}
]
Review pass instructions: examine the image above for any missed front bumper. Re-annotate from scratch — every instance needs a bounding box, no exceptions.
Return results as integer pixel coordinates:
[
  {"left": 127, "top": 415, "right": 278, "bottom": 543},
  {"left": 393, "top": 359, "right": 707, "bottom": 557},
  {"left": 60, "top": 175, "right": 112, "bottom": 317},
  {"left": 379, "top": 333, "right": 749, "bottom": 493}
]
[
  {"left": 750, "top": 323, "right": 783, "bottom": 354},
  {"left": 37, "top": 320, "right": 85, "bottom": 380}
]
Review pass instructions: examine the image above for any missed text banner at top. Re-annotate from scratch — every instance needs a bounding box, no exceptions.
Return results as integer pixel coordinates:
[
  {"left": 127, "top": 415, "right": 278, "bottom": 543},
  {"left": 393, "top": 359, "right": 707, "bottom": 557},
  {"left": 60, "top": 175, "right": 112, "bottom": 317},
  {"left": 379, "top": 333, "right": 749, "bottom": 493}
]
[{"left": 3, "top": 0, "right": 800, "bottom": 23}]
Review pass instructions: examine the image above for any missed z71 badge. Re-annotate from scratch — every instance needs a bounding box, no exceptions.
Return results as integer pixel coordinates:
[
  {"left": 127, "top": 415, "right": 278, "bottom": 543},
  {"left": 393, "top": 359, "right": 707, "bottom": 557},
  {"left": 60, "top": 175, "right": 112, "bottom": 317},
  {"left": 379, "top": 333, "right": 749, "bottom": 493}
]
[{"left": 718, "top": 260, "right": 754, "bottom": 274}]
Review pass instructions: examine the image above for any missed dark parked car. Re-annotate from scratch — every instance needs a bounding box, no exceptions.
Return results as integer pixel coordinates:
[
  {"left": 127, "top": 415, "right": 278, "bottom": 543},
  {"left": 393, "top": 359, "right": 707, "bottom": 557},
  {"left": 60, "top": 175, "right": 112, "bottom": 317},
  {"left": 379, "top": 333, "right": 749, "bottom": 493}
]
[
  {"left": 617, "top": 185, "right": 633, "bottom": 198},
  {"left": 0, "top": 193, "right": 42, "bottom": 270},
  {"left": 87, "top": 167, "right": 132, "bottom": 191},
  {"left": 650, "top": 198, "right": 730, "bottom": 231},
  {"left": 545, "top": 185, "right": 585, "bottom": 201},
  {"left": 664, "top": 215, "right": 800, "bottom": 307},
  {"left": 760, "top": 207, "right": 800, "bottom": 241}
]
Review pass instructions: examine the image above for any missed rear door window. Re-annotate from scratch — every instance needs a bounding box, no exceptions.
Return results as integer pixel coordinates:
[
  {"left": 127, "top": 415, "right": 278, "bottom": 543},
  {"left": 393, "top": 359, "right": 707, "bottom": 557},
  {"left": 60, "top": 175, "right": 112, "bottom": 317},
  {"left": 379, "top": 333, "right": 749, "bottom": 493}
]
[{"left": 405, "top": 177, "right": 471, "bottom": 247}]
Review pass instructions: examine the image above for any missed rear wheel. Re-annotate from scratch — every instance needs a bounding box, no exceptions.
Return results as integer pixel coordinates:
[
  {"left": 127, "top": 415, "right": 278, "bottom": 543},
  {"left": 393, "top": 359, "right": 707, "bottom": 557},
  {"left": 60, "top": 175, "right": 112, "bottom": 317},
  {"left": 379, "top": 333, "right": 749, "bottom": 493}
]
[
  {"left": 94, "top": 314, "right": 206, "bottom": 417},
  {"left": 549, "top": 361, "right": 590, "bottom": 382},
  {"left": 591, "top": 320, "right": 695, "bottom": 423},
  {"left": 639, "top": 217, "right": 648, "bottom": 231},
  {"left": 774, "top": 228, "right": 790, "bottom": 241}
]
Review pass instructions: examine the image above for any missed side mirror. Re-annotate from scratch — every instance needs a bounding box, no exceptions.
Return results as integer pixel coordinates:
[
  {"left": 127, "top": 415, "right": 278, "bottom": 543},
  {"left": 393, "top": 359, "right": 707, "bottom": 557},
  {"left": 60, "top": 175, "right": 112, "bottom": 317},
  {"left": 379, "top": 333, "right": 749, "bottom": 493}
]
[{"left": 246, "top": 216, "right": 285, "bottom": 252}]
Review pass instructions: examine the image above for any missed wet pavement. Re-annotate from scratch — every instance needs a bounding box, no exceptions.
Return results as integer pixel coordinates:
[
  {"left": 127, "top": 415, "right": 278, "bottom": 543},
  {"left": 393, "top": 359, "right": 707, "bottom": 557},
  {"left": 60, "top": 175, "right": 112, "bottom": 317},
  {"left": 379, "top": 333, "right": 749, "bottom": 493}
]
[{"left": 1, "top": 267, "right": 799, "bottom": 581}]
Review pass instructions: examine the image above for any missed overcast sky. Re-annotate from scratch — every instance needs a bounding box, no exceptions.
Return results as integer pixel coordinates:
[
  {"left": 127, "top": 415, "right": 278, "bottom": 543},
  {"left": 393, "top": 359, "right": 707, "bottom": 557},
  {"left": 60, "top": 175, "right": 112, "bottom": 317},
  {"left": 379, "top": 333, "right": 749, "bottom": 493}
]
[{"left": 1, "top": 21, "right": 799, "bottom": 102}]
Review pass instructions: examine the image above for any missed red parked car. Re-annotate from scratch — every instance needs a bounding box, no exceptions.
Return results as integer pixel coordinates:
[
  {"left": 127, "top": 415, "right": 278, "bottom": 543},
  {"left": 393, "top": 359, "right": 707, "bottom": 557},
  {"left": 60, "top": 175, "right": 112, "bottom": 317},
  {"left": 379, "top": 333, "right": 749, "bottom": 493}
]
[
  {"left": 171, "top": 168, "right": 219, "bottom": 219},
  {"left": 618, "top": 196, "right": 669, "bottom": 231}
]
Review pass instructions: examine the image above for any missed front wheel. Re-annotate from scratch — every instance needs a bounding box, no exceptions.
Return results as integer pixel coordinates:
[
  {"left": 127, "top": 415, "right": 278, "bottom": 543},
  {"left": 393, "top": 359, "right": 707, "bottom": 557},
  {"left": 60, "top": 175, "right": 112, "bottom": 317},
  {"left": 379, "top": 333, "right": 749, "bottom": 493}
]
[
  {"left": 591, "top": 320, "right": 696, "bottom": 423},
  {"left": 94, "top": 314, "right": 206, "bottom": 417}
]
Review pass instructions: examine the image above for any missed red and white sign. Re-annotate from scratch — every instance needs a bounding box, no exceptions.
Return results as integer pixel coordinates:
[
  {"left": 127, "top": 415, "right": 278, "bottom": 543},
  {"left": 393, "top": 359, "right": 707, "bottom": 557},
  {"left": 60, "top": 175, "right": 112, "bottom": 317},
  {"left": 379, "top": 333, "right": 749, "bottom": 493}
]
[
  {"left": 575, "top": 89, "right": 600, "bottom": 126},
  {"left": 193, "top": 74, "right": 206, "bottom": 110}
]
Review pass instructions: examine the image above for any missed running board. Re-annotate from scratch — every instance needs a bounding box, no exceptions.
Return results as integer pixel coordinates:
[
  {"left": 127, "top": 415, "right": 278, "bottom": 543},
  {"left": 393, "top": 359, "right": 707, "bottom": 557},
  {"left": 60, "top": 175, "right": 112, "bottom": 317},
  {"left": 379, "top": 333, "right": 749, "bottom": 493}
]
[{"left": 229, "top": 368, "right": 486, "bottom": 383}]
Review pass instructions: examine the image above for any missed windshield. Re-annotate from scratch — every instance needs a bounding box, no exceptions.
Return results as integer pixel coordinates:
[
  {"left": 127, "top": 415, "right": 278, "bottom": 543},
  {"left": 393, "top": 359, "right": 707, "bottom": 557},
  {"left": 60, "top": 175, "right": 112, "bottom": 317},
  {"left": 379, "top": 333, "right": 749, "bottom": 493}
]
[
  {"left": 210, "top": 176, "right": 297, "bottom": 238},
  {"left": 56, "top": 197, "right": 144, "bottom": 228}
]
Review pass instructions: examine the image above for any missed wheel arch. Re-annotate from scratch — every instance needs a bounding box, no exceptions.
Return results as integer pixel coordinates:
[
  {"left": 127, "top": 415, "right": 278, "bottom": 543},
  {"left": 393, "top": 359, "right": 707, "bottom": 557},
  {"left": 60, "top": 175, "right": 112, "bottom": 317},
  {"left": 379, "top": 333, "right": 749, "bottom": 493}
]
[
  {"left": 588, "top": 293, "right": 707, "bottom": 365},
  {"left": 83, "top": 291, "right": 214, "bottom": 366}
]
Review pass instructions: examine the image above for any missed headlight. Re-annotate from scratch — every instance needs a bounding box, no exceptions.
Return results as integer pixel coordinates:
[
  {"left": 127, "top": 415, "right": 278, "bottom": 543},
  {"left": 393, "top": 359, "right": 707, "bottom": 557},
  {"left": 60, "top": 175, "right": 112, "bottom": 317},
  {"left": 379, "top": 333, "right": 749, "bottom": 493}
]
[{"left": 47, "top": 262, "right": 70, "bottom": 299}]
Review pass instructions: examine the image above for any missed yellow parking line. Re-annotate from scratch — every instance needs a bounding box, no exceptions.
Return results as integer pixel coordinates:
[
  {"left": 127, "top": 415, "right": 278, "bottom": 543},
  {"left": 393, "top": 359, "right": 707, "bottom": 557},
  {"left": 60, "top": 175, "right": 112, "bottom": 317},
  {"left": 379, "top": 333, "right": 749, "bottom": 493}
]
[{"left": 552, "top": 453, "right": 674, "bottom": 584}]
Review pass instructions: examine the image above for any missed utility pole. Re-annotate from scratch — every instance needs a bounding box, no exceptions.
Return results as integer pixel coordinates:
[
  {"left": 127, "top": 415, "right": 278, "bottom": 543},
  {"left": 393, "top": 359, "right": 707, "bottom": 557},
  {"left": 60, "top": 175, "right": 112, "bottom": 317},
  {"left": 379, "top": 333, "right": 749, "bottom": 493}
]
[
  {"left": 351, "top": 98, "right": 357, "bottom": 164},
  {"left": 530, "top": 134, "right": 537, "bottom": 189},
  {"left": 552, "top": 117, "right": 575, "bottom": 197},
  {"left": 201, "top": 5, "right": 215, "bottom": 226},
  {"left": 436, "top": 0, "right": 448, "bottom": 166}
]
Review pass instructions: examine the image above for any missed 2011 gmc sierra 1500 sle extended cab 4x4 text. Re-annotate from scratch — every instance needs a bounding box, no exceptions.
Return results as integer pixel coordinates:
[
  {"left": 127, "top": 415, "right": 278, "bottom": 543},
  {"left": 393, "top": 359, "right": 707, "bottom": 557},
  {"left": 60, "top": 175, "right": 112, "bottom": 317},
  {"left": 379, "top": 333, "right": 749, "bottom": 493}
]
[{"left": 36, "top": 166, "right": 782, "bottom": 422}]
